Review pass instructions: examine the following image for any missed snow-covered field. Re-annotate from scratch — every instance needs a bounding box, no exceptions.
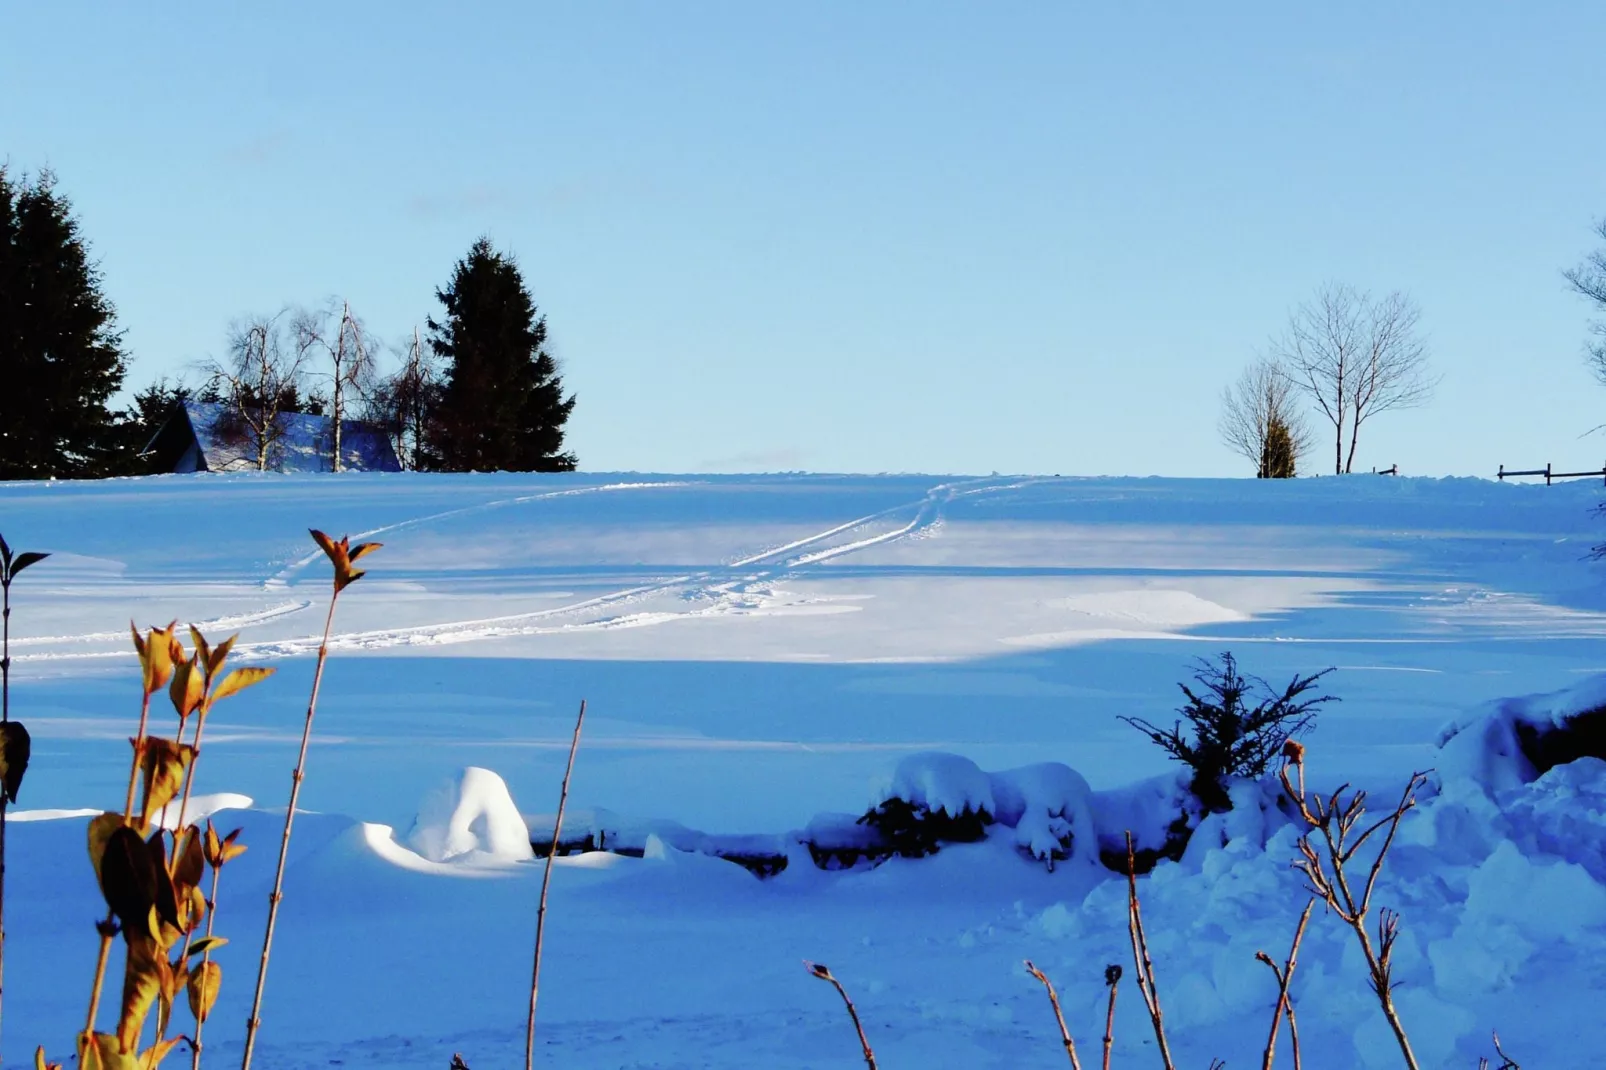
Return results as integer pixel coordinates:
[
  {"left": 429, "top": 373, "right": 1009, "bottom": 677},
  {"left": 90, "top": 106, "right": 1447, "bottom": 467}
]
[{"left": 4, "top": 472, "right": 1605, "bottom": 1068}]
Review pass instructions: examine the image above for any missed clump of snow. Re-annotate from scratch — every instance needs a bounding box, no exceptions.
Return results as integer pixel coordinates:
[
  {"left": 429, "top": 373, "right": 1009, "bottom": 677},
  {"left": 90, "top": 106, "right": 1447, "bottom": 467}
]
[
  {"left": 875, "top": 752, "right": 995, "bottom": 817},
  {"left": 988, "top": 763, "right": 1096, "bottom": 870},
  {"left": 406, "top": 767, "right": 531, "bottom": 863}
]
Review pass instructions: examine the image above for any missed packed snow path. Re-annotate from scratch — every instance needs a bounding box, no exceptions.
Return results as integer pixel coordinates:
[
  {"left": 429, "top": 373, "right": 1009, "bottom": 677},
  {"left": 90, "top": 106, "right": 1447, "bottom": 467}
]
[{"left": 2, "top": 472, "right": 1605, "bottom": 1067}]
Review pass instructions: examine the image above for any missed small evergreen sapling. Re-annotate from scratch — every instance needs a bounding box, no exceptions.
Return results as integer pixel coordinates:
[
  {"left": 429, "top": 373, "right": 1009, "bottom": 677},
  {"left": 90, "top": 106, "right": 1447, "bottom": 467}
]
[{"left": 1121, "top": 653, "right": 1335, "bottom": 812}]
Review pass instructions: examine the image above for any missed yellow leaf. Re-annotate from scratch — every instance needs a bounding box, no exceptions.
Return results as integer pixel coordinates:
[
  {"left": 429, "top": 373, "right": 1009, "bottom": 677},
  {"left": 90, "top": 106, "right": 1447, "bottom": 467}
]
[
  {"left": 179, "top": 884, "right": 207, "bottom": 935},
  {"left": 139, "top": 623, "right": 180, "bottom": 697},
  {"left": 35, "top": 1045, "right": 62, "bottom": 1070},
  {"left": 187, "top": 958, "right": 221, "bottom": 1023},
  {"left": 202, "top": 821, "right": 221, "bottom": 867},
  {"left": 210, "top": 666, "right": 274, "bottom": 705},
  {"left": 166, "top": 658, "right": 204, "bottom": 721},
  {"left": 137, "top": 1037, "right": 183, "bottom": 1070},
  {"left": 87, "top": 812, "right": 124, "bottom": 885},
  {"left": 349, "top": 541, "right": 383, "bottom": 563},
  {"left": 138, "top": 737, "right": 194, "bottom": 819},
  {"left": 116, "top": 935, "right": 163, "bottom": 1052},
  {"left": 187, "top": 627, "right": 211, "bottom": 675},
  {"left": 207, "top": 633, "right": 237, "bottom": 679},
  {"left": 187, "top": 935, "right": 228, "bottom": 957},
  {"left": 78, "top": 1032, "right": 137, "bottom": 1070},
  {"left": 172, "top": 825, "right": 205, "bottom": 892},
  {"left": 222, "top": 840, "right": 248, "bottom": 864}
]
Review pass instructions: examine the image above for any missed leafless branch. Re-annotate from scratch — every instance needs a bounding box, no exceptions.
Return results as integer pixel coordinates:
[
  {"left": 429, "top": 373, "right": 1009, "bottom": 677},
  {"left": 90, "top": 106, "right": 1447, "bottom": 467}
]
[
  {"left": 1102, "top": 964, "right": 1119, "bottom": 1070},
  {"left": 1219, "top": 357, "right": 1313, "bottom": 477},
  {"left": 1125, "top": 832, "right": 1176, "bottom": 1070},
  {"left": 805, "top": 961, "right": 878, "bottom": 1070},
  {"left": 1278, "top": 745, "right": 1428, "bottom": 1070},
  {"left": 1024, "top": 960, "right": 1082, "bottom": 1070},
  {"left": 202, "top": 311, "right": 307, "bottom": 471},
  {"left": 293, "top": 300, "right": 376, "bottom": 472},
  {"left": 1272, "top": 282, "right": 1435, "bottom": 474},
  {"left": 1256, "top": 898, "right": 1313, "bottom": 1070}
]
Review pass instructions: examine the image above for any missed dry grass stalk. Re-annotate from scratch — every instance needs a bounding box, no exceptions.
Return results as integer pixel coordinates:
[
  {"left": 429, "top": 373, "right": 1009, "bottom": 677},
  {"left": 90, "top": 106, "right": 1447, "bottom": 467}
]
[
  {"left": 1477, "top": 1031, "right": 1520, "bottom": 1069},
  {"left": 1278, "top": 742, "right": 1427, "bottom": 1070},
  {"left": 241, "top": 530, "right": 378, "bottom": 1070},
  {"left": 1023, "top": 960, "right": 1082, "bottom": 1069},
  {"left": 804, "top": 961, "right": 878, "bottom": 1069},
  {"left": 1256, "top": 898, "right": 1314, "bottom": 1070},
  {"left": 1123, "top": 831, "right": 1176, "bottom": 1070},
  {"left": 1101, "top": 964, "right": 1120, "bottom": 1070},
  {"left": 525, "top": 698, "right": 587, "bottom": 1070}
]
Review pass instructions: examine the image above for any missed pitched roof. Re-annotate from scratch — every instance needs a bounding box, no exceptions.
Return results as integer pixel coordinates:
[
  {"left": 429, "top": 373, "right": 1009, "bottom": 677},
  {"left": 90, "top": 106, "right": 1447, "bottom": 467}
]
[{"left": 174, "top": 400, "right": 401, "bottom": 473}]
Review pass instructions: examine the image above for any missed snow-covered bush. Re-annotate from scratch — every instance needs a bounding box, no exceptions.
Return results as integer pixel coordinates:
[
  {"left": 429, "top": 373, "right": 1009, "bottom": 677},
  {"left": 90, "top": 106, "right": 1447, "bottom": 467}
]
[
  {"left": 1121, "top": 652, "right": 1334, "bottom": 812},
  {"left": 855, "top": 753, "right": 1102, "bottom": 871},
  {"left": 858, "top": 752, "right": 996, "bottom": 859},
  {"left": 1089, "top": 771, "right": 1203, "bottom": 873}
]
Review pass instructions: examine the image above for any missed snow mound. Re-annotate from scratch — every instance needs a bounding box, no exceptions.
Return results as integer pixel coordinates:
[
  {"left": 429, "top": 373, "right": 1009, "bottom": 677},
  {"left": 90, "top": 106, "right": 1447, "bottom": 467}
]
[
  {"left": 406, "top": 767, "right": 531, "bottom": 863},
  {"left": 1053, "top": 589, "right": 1248, "bottom": 627},
  {"left": 1437, "top": 672, "right": 1606, "bottom": 790}
]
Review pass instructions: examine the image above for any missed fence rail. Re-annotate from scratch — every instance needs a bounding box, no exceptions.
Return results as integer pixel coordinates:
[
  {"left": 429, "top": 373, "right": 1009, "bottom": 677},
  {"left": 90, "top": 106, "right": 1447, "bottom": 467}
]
[{"left": 1497, "top": 463, "right": 1606, "bottom": 486}]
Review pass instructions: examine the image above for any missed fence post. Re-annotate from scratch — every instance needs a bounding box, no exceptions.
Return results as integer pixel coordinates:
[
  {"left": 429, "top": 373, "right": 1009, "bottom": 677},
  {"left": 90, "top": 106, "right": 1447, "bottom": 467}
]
[
  {"left": 1546, "top": 463, "right": 1553, "bottom": 486},
  {"left": 1497, "top": 465, "right": 1505, "bottom": 481}
]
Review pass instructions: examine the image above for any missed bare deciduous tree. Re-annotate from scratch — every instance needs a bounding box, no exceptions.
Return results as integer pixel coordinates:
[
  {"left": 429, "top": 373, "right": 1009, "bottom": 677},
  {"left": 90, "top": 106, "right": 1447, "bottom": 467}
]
[
  {"left": 371, "top": 326, "right": 437, "bottom": 471},
  {"left": 1564, "top": 219, "right": 1606, "bottom": 382},
  {"left": 294, "top": 301, "right": 374, "bottom": 472},
  {"left": 1219, "top": 358, "right": 1312, "bottom": 478},
  {"left": 202, "top": 313, "right": 307, "bottom": 471},
  {"left": 1274, "top": 283, "right": 1435, "bottom": 475}
]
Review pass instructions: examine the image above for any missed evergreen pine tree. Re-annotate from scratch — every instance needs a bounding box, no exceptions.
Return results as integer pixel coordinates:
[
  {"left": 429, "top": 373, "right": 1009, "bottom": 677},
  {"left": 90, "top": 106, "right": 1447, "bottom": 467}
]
[
  {"left": 424, "top": 238, "right": 575, "bottom": 472},
  {"left": 1261, "top": 416, "right": 1297, "bottom": 479},
  {"left": 0, "top": 169, "right": 129, "bottom": 478}
]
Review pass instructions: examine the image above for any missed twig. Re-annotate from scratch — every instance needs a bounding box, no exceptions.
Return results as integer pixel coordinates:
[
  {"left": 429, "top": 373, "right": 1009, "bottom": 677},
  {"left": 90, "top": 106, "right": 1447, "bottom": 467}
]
[
  {"left": 1124, "top": 831, "right": 1176, "bottom": 1070},
  {"left": 1490, "top": 1031, "right": 1520, "bottom": 1069},
  {"left": 1024, "top": 960, "right": 1082, "bottom": 1070},
  {"left": 525, "top": 699, "right": 587, "bottom": 1070},
  {"left": 1278, "top": 746, "right": 1426, "bottom": 1070},
  {"left": 805, "top": 961, "right": 877, "bottom": 1069},
  {"left": 1102, "top": 964, "right": 1120, "bottom": 1070},
  {"left": 1256, "top": 898, "right": 1314, "bottom": 1069}
]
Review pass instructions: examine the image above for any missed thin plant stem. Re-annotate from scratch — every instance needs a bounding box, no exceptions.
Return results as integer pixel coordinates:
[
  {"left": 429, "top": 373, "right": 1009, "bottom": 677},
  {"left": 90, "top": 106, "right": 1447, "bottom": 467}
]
[
  {"left": 1125, "top": 832, "right": 1175, "bottom": 1070},
  {"left": 1257, "top": 898, "right": 1314, "bottom": 1070},
  {"left": 189, "top": 857, "right": 224, "bottom": 1070},
  {"left": 1102, "top": 972, "right": 1118, "bottom": 1070},
  {"left": 805, "top": 962, "right": 877, "bottom": 1070},
  {"left": 526, "top": 699, "right": 587, "bottom": 1070},
  {"left": 86, "top": 685, "right": 156, "bottom": 1036},
  {"left": 240, "top": 595, "right": 339, "bottom": 1070},
  {"left": 1023, "top": 961, "right": 1081, "bottom": 1070}
]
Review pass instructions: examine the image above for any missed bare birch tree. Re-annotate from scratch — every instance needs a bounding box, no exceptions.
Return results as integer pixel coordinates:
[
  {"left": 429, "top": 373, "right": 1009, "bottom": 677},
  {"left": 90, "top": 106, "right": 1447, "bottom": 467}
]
[
  {"left": 370, "top": 327, "right": 438, "bottom": 471},
  {"left": 203, "top": 312, "right": 307, "bottom": 471},
  {"left": 1274, "top": 283, "right": 1435, "bottom": 475},
  {"left": 293, "top": 300, "right": 375, "bottom": 472},
  {"left": 1564, "top": 219, "right": 1606, "bottom": 382},
  {"left": 1219, "top": 357, "right": 1312, "bottom": 477}
]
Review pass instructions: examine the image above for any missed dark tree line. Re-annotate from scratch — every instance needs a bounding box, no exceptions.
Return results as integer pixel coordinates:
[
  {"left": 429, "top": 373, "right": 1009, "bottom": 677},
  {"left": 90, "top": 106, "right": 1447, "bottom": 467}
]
[{"left": 0, "top": 167, "right": 576, "bottom": 478}]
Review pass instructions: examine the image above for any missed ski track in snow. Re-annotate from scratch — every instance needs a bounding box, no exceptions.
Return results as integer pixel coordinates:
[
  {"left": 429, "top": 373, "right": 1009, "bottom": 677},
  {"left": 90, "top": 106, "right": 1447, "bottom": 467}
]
[
  {"left": 245, "top": 476, "right": 1031, "bottom": 656},
  {"left": 16, "top": 476, "right": 1029, "bottom": 663}
]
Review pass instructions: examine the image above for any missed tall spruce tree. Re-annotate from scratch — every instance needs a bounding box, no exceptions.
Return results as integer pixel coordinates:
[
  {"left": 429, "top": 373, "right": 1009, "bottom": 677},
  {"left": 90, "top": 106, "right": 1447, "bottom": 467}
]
[
  {"left": 0, "top": 169, "right": 129, "bottom": 478},
  {"left": 424, "top": 238, "right": 576, "bottom": 472}
]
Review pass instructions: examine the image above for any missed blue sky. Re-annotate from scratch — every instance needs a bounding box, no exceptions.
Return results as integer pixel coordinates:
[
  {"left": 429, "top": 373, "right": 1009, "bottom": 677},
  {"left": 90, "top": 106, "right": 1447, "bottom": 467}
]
[{"left": 4, "top": 4, "right": 1605, "bottom": 476}]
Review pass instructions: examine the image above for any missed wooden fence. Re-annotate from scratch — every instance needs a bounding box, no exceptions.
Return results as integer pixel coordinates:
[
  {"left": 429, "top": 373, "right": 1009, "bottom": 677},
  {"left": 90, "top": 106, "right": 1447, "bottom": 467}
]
[{"left": 1497, "top": 463, "right": 1606, "bottom": 486}]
